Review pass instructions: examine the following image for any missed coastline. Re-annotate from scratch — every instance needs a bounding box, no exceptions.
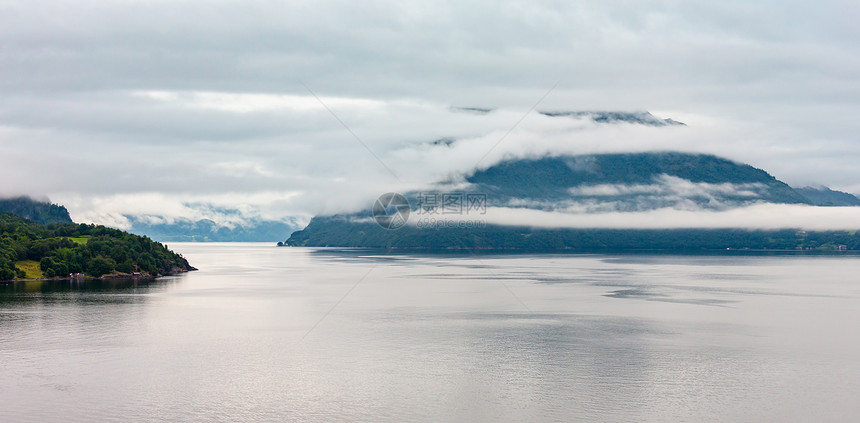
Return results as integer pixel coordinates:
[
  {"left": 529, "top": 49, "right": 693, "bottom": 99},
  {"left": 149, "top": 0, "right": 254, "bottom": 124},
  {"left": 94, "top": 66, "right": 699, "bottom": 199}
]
[{"left": 1, "top": 267, "right": 196, "bottom": 284}]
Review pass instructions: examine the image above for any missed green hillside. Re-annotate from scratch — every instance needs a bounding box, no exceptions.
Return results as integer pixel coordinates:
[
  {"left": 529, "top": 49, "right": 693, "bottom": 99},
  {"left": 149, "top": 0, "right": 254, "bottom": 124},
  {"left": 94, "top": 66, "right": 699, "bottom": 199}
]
[
  {"left": 0, "top": 196, "right": 74, "bottom": 225},
  {"left": 0, "top": 212, "right": 194, "bottom": 281}
]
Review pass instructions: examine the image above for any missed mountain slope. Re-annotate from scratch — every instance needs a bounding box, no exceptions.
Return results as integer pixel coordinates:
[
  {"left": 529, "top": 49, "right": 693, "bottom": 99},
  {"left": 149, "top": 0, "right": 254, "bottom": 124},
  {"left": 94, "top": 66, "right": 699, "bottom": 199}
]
[
  {"left": 465, "top": 153, "right": 809, "bottom": 211},
  {"left": 795, "top": 186, "right": 860, "bottom": 206},
  {"left": 0, "top": 197, "right": 73, "bottom": 225}
]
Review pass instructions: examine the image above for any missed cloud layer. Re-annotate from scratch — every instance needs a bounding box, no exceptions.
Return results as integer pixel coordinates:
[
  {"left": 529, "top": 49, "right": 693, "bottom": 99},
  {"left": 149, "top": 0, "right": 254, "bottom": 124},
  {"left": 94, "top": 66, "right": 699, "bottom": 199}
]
[
  {"left": 1, "top": 1, "right": 859, "bottom": 229},
  {"left": 409, "top": 204, "right": 860, "bottom": 231}
]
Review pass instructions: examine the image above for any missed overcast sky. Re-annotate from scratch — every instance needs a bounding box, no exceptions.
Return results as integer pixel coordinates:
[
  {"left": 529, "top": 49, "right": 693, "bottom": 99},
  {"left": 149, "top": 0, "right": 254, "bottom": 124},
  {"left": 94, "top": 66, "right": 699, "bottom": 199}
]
[{"left": 1, "top": 0, "right": 859, "bottom": 228}]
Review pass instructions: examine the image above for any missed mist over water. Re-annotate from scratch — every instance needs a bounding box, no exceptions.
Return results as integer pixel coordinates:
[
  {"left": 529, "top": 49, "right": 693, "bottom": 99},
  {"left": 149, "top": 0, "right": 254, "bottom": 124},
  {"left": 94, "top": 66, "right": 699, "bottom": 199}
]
[{"left": 2, "top": 243, "right": 859, "bottom": 422}]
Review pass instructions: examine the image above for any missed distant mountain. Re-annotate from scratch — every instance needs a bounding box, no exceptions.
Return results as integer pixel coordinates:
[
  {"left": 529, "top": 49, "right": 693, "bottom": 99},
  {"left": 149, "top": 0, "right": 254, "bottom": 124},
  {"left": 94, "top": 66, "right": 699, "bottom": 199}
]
[
  {"left": 0, "top": 196, "right": 73, "bottom": 225},
  {"left": 450, "top": 106, "right": 495, "bottom": 115},
  {"left": 795, "top": 186, "right": 860, "bottom": 207},
  {"left": 127, "top": 216, "right": 304, "bottom": 242},
  {"left": 466, "top": 153, "right": 810, "bottom": 211},
  {"left": 285, "top": 152, "right": 851, "bottom": 251},
  {"left": 540, "top": 111, "right": 685, "bottom": 126},
  {"left": 427, "top": 137, "right": 456, "bottom": 147}
]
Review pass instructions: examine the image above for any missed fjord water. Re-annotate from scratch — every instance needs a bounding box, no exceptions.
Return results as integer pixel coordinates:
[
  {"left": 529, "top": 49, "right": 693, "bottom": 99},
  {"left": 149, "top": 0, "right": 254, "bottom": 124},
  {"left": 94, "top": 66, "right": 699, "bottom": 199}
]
[{"left": 2, "top": 244, "right": 859, "bottom": 422}]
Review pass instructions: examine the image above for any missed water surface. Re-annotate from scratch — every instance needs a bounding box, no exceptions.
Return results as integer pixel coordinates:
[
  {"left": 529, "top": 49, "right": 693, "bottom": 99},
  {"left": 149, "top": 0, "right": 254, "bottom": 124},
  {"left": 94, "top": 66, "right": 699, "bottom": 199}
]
[{"left": 2, "top": 243, "right": 859, "bottom": 422}]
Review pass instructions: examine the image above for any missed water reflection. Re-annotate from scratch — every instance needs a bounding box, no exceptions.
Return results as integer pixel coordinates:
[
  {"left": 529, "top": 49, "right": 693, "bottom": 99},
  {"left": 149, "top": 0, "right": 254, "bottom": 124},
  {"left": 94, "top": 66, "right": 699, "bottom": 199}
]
[{"left": 0, "top": 276, "right": 182, "bottom": 300}]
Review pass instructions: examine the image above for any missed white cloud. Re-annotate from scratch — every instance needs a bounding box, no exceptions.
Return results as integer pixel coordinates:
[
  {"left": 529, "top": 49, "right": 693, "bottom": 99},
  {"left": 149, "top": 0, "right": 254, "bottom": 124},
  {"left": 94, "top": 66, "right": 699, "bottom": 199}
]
[
  {"left": 562, "top": 175, "right": 767, "bottom": 211},
  {"left": 57, "top": 191, "right": 308, "bottom": 230},
  {"left": 415, "top": 204, "right": 860, "bottom": 231},
  {"left": 569, "top": 183, "right": 661, "bottom": 197},
  {"left": 1, "top": 0, "right": 859, "bottom": 229},
  {"left": 133, "top": 90, "right": 386, "bottom": 113}
]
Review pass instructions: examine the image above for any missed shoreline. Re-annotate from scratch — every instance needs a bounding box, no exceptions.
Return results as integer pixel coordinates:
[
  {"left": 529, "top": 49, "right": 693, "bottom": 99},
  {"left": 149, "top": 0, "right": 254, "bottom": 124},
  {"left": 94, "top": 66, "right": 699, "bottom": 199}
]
[
  {"left": 286, "top": 246, "right": 860, "bottom": 255},
  {"left": 2, "top": 268, "right": 195, "bottom": 284}
]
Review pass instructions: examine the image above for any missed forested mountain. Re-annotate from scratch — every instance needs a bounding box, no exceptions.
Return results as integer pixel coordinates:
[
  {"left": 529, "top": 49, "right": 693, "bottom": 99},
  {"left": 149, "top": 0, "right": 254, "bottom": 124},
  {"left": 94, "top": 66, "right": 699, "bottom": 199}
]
[
  {"left": 286, "top": 152, "right": 857, "bottom": 251},
  {"left": 0, "top": 196, "right": 73, "bottom": 225}
]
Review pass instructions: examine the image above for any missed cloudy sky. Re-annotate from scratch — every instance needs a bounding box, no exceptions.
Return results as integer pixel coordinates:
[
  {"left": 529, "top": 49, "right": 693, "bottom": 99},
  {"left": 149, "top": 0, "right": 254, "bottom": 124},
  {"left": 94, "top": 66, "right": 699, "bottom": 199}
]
[{"left": 1, "top": 0, "right": 859, "bottom": 229}]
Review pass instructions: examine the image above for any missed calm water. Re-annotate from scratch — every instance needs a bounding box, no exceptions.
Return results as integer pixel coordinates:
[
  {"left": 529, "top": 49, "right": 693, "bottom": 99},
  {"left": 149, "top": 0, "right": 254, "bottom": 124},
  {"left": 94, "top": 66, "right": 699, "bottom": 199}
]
[{"left": 2, "top": 243, "right": 860, "bottom": 422}]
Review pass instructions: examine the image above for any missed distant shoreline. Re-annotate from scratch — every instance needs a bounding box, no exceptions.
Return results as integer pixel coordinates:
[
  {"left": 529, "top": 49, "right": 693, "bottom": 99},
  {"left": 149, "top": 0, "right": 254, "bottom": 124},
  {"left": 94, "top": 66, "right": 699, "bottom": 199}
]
[{"left": 284, "top": 245, "right": 860, "bottom": 256}]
